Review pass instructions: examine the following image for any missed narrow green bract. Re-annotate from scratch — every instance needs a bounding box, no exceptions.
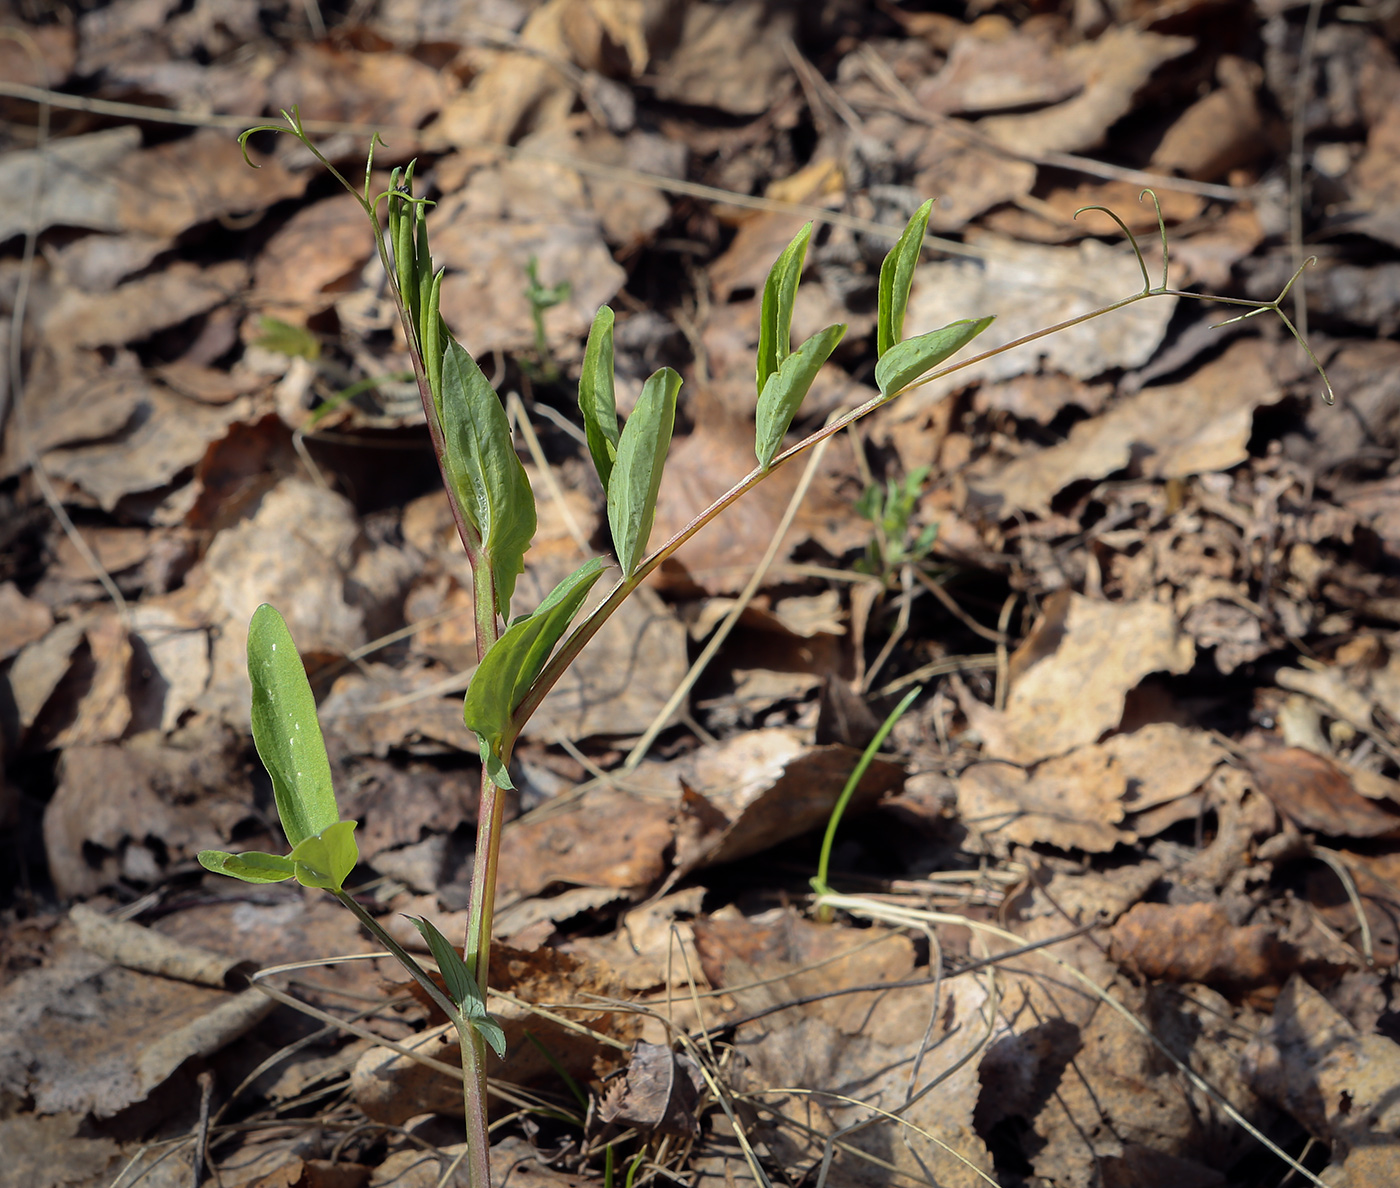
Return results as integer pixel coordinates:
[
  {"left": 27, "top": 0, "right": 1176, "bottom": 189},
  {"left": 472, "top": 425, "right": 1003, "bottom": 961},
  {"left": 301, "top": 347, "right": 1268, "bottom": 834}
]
[
  {"left": 608, "top": 367, "right": 681, "bottom": 576},
  {"left": 440, "top": 341, "right": 537, "bottom": 619},
  {"left": 248, "top": 603, "right": 338, "bottom": 848},
  {"left": 464, "top": 557, "right": 609, "bottom": 789},
  {"left": 755, "top": 322, "right": 847, "bottom": 469},
  {"left": 578, "top": 306, "right": 620, "bottom": 491},
  {"left": 877, "top": 199, "right": 934, "bottom": 358},
  {"left": 757, "top": 222, "right": 812, "bottom": 398},
  {"left": 408, "top": 915, "right": 506, "bottom": 1057},
  {"left": 874, "top": 316, "right": 996, "bottom": 397}
]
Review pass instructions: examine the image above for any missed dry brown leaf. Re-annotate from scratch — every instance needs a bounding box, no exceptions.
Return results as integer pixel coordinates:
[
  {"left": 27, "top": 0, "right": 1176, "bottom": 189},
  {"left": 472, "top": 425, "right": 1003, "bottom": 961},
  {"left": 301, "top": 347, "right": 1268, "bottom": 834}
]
[
  {"left": 968, "top": 591, "right": 1196, "bottom": 765},
  {"left": 648, "top": 410, "right": 863, "bottom": 595},
  {"left": 1019, "top": 981, "right": 1260, "bottom": 1186},
  {"left": 1307, "top": 854, "right": 1400, "bottom": 969},
  {"left": 597, "top": 1042, "right": 705, "bottom": 1138},
  {"left": 1244, "top": 975, "right": 1400, "bottom": 1161},
  {"left": 956, "top": 746, "right": 1129, "bottom": 853},
  {"left": 43, "top": 731, "right": 250, "bottom": 898},
  {"left": 267, "top": 44, "right": 449, "bottom": 130},
  {"left": 911, "top": 121, "right": 1037, "bottom": 233},
  {"left": 43, "top": 259, "right": 247, "bottom": 349},
  {"left": 694, "top": 908, "right": 996, "bottom": 1186},
  {"left": 319, "top": 664, "right": 480, "bottom": 758},
  {"left": 1104, "top": 722, "right": 1226, "bottom": 817},
  {"left": 0, "top": 21, "right": 75, "bottom": 87},
  {"left": 1250, "top": 748, "right": 1400, "bottom": 839},
  {"left": 0, "top": 934, "right": 271, "bottom": 1119},
  {"left": 42, "top": 385, "right": 253, "bottom": 513},
  {"left": 0, "top": 582, "right": 53, "bottom": 662},
  {"left": 1109, "top": 901, "right": 1294, "bottom": 988},
  {"left": 651, "top": 0, "right": 796, "bottom": 116},
  {"left": 252, "top": 194, "right": 375, "bottom": 321},
  {"left": 913, "top": 19, "right": 1080, "bottom": 115},
  {"left": 7, "top": 620, "right": 86, "bottom": 736},
  {"left": 0, "top": 1114, "right": 119, "bottom": 1188},
  {"left": 1150, "top": 56, "right": 1266, "bottom": 182},
  {"left": 977, "top": 27, "right": 1195, "bottom": 156},
  {"left": 429, "top": 146, "right": 625, "bottom": 358},
  {"left": 189, "top": 478, "right": 369, "bottom": 724},
  {"left": 884, "top": 236, "right": 1177, "bottom": 430},
  {"left": 496, "top": 790, "right": 674, "bottom": 898},
  {"left": 429, "top": 0, "right": 579, "bottom": 147},
  {"left": 972, "top": 339, "right": 1282, "bottom": 517},
  {"left": 353, "top": 943, "right": 639, "bottom": 1124},
  {"left": 52, "top": 613, "right": 132, "bottom": 750},
  {"left": 670, "top": 728, "right": 903, "bottom": 875}
]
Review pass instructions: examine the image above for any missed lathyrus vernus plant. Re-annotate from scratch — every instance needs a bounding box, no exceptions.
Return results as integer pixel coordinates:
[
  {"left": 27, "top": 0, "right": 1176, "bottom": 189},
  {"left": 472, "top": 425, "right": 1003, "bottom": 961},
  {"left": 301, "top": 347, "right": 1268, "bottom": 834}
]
[{"left": 201, "top": 112, "right": 1332, "bottom": 1188}]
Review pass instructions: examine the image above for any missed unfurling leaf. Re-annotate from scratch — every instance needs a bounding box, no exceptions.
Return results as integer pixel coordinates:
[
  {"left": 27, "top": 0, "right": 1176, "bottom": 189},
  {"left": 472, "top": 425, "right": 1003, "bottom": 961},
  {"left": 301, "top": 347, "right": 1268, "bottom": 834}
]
[
  {"left": 877, "top": 199, "right": 933, "bottom": 358},
  {"left": 608, "top": 367, "right": 681, "bottom": 576},
  {"left": 757, "top": 222, "right": 813, "bottom": 398},
  {"left": 197, "top": 849, "right": 296, "bottom": 884},
  {"left": 247, "top": 604, "right": 338, "bottom": 848},
  {"left": 408, "top": 916, "right": 508, "bottom": 1056},
  {"left": 755, "top": 323, "right": 847, "bottom": 469},
  {"left": 874, "top": 316, "right": 995, "bottom": 397},
  {"left": 288, "top": 820, "right": 360, "bottom": 891},
  {"left": 578, "top": 307, "right": 620, "bottom": 491},
  {"left": 440, "top": 341, "right": 537, "bottom": 619},
  {"left": 464, "top": 557, "right": 609, "bottom": 789}
]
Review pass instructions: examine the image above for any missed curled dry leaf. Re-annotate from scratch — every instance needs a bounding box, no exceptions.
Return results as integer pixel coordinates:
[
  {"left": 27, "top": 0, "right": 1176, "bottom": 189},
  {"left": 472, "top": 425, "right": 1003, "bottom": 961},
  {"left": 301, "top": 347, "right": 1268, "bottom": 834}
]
[
  {"left": 1251, "top": 748, "right": 1400, "bottom": 839},
  {"left": 0, "top": 582, "right": 53, "bottom": 662},
  {"left": 966, "top": 590, "right": 1196, "bottom": 765},
  {"left": 973, "top": 339, "right": 1283, "bottom": 518},
  {"left": 976, "top": 27, "right": 1195, "bottom": 156},
  {"left": 957, "top": 746, "right": 1129, "bottom": 854},
  {"left": 1244, "top": 975, "right": 1400, "bottom": 1163},
  {"left": 670, "top": 727, "right": 904, "bottom": 875},
  {"left": 0, "top": 935, "right": 272, "bottom": 1119},
  {"left": 1109, "top": 901, "right": 1295, "bottom": 989}
]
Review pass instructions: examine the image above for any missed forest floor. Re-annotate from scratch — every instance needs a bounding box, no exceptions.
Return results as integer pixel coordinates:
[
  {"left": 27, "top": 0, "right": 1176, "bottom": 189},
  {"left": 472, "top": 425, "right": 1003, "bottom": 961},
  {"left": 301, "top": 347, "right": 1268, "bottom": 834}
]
[{"left": 4, "top": 1, "right": 1400, "bottom": 1186}]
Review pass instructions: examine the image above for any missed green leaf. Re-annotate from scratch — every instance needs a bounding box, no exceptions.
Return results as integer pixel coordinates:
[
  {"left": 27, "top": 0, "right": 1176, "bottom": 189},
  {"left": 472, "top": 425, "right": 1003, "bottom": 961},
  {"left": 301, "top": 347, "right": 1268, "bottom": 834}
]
[
  {"left": 756, "top": 223, "right": 812, "bottom": 398},
  {"left": 877, "top": 199, "right": 933, "bottom": 358},
  {"left": 578, "top": 306, "right": 619, "bottom": 491},
  {"left": 440, "top": 341, "right": 537, "bottom": 619},
  {"left": 289, "top": 820, "right": 359, "bottom": 891},
  {"left": 408, "top": 915, "right": 478, "bottom": 1010},
  {"left": 254, "top": 317, "right": 320, "bottom": 362},
  {"left": 608, "top": 367, "right": 681, "bottom": 576},
  {"left": 463, "top": 557, "right": 609, "bottom": 789},
  {"left": 874, "top": 316, "right": 995, "bottom": 398},
  {"left": 247, "top": 604, "right": 338, "bottom": 848},
  {"left": 198, "top": 849, "right": 296, "bottom": 884},
  {"left": 404, "top": 914, "right": 501, "bottom": 1051},
  {"left": 754, "top": 323, "right": 846, "bottom": 469},
  {"left": 472, "top": 1015, "right": 508, "bottom": 1059}
]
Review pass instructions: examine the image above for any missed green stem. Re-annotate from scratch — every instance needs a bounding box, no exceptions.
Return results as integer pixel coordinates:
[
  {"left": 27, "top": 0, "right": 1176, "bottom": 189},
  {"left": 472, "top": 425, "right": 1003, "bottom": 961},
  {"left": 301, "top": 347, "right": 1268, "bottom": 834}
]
[
  {"left": 333, "top": 890, "right": 492, "bottom": 1188},
  {"left": 512, "top": 289, "right": 1153, "bottom": 732},
  {"left": 810, "top": 685, "right": 922, "bottom": 905}
]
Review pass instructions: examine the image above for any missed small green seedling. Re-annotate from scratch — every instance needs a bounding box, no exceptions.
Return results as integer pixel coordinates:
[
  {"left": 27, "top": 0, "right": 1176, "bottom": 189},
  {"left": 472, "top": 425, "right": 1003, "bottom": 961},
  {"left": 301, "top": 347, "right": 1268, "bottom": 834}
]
[
  {"left": 209, "top": 108, "right": 1334, "bottom": 1188},
  {"left": 525, "top": 255, "right": 571, "bottom": 381},
  {"left": 855, "top": 465, "right": 937, "bottom": 579}
]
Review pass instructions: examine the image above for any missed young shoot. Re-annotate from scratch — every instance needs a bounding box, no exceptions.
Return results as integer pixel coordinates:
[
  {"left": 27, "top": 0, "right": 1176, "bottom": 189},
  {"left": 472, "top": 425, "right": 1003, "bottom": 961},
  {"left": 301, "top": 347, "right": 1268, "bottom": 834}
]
[{"left": 210, "top": 110, "right": 1334, "bottom": 1188}]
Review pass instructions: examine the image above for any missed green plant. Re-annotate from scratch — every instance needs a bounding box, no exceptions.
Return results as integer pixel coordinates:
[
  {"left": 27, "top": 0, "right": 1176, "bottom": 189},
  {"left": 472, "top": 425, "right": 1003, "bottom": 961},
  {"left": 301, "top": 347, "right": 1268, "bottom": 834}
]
[
  {"left": 524, "top": 255, "right": 571, "bottom": 381},
  {"left": 201, "top": 113, "right": 1332, "bottom": 1188},
  {"left": 855, "top": 465, "right": 937, "bottom": 578}
]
